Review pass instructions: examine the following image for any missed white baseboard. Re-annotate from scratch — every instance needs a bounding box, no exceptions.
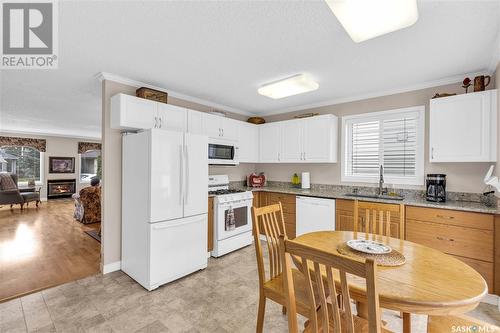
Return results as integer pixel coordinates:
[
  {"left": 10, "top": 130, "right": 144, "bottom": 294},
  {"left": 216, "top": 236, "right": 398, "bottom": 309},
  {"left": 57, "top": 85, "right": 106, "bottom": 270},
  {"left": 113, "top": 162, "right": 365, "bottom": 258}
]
[{"left": 102, "top": 261, "right": 121, "bottom": 274}]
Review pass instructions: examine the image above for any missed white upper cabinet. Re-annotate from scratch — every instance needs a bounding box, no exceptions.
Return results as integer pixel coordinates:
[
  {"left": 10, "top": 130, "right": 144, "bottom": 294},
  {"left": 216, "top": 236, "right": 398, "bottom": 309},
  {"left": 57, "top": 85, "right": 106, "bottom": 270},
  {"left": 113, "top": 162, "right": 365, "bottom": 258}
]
[
  {"left": 281, "top": 120, "right": 303, "bottom": 162},
  {"left": 277, "top": 114, "right": 338, "bottom": 163},
  {"left": 111, "top": 93, "right": 186, "bottom": 132},
  {"left": 203, "top": 113, "right": 222, "bottom": 138},
  {"left": 238, "top": 122, "right": 259, "bottom": 163},
  {"left": 202, "top": 113, "right": 238, "bottom": 141},
  {"left": 187, "top": 110, "right": 204, "bottom": 135},
  {"left": 220, "top": 118, "right": 239, "bottom": 141},
  {"left": 111, "top": 93, "right": 157, "bottom": 130},
  {"left": 157, "top": 103, "right": 186, "bottom": 132},
  {"left": 430, "top": 89, "right": 497, "bottom": 162},
  {"left": 259, "top": 122, "right": 282, "bottom": 162},
  {"left": 302, "top": 115, "right": 338, "bottom": 162}
]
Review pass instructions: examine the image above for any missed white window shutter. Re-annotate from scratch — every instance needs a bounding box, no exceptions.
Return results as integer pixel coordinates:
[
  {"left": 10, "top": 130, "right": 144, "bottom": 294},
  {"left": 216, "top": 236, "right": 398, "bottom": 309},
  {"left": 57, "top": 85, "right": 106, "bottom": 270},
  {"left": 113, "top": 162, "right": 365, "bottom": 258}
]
[{"left": 343, "top": 106, "right": 424, "bottom": 185}]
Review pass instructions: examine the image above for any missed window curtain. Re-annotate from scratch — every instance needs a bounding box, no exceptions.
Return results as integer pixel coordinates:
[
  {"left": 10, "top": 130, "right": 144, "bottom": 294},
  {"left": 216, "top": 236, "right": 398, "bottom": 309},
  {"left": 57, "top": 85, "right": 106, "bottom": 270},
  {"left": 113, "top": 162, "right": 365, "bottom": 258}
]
[
  {"left": 0, "top": 136, "right": 46, "bottom": 152},
  {"left": 78, "top": 142, "right": 101, "bottom": 154}
]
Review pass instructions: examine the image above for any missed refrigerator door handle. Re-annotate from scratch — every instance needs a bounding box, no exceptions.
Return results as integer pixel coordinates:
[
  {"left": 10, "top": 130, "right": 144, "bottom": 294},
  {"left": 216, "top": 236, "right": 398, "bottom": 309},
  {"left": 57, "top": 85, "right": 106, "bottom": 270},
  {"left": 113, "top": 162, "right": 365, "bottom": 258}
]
[
  {"left": 179, "top": 144, "right": 184, "bottom": 205},
  {"left": 184, "top": 144, "right": 189, "bottom": 205}
]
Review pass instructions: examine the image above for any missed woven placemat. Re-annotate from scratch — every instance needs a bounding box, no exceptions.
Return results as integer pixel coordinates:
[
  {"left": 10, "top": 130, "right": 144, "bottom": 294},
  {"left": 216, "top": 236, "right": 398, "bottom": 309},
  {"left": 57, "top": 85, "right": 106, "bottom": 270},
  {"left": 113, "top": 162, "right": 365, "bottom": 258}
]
[{"left": 337, "top": 242, "right": 406, "bottom": 267}]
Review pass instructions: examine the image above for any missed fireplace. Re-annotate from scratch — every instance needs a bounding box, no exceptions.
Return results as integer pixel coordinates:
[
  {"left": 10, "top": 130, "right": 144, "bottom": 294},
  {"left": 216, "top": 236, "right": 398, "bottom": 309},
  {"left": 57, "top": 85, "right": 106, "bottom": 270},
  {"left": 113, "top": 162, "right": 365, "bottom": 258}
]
[{"left": 47, "top": 179, "right": 76, "bottom": 199}]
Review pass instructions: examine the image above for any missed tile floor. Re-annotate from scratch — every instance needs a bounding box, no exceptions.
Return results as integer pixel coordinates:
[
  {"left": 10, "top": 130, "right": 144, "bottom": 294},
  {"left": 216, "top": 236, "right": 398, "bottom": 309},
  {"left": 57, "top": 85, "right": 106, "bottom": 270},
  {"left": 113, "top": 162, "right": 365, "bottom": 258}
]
[{"left": 1, "top": 244, "right": 500, "bottom": 333}]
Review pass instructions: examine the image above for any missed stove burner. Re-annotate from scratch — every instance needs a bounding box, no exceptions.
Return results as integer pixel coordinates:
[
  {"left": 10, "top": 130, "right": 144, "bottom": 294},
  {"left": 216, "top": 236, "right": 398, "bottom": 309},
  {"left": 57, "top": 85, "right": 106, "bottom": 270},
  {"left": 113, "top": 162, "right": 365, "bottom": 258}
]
[{"left": 208, "top": 189, "right": 245, "bottom": 195}]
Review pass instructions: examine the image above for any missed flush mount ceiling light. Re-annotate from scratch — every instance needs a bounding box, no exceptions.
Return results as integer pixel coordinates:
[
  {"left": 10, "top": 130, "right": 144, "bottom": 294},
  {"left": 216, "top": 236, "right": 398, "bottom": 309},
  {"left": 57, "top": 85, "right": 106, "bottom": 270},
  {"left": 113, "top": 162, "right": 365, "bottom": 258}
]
[
  {"left": 257, "top": 74, "right": 319, "bottom": 99},
  {"left": 325, "top": 0, "right": 419, "bottom": 43}
]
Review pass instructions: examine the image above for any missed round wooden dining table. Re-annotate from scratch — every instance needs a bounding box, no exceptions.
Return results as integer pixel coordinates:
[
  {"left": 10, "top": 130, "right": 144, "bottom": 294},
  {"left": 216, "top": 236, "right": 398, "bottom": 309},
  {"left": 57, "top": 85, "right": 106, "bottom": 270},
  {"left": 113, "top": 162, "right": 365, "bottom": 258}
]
[{"left": 293, "top": 231, "right": 488, "bottom": 333}]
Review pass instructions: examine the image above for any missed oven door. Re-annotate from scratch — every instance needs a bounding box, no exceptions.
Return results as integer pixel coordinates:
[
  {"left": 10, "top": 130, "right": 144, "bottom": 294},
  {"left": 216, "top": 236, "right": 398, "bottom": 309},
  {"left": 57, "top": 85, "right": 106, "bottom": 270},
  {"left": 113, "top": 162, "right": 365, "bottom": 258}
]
[
  {"left": 216, "top": 199, "right": 252, "bottom": 241},
  {"left": 208, "top": 141, "right": 239, "bottom": 165}
]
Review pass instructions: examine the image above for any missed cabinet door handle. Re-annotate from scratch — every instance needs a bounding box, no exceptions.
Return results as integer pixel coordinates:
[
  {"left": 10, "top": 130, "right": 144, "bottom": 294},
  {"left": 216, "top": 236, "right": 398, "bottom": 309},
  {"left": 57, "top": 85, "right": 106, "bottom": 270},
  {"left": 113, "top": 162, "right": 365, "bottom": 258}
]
[
  {"left": 436, "top": 215, "right": 455, "bottom": 220},
  {"left": 431, "top": 147, "right": 434, "bottom": 159},
  {"left": 303, "top": 152, "right": 306, "bottom": 160},
  {"left": 278, "top": 152, "right": 280, "bottom": 161},
  {"left": 436, "top": 236, "right": 455, "bottom": 242},
  {"left": 154, "top": 116, "right": 158, "bottom": 128},
  {"left": 222, "top": 128, "right": 224, "bottom": 136},
  {"left": 159, "top": 117, "right": 162, "bottom": 128}
]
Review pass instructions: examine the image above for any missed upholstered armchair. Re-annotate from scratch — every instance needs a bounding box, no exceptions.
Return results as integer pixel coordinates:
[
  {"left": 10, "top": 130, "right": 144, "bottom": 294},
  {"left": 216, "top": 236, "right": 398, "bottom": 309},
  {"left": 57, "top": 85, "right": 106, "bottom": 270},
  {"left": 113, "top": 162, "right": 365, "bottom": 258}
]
[
  {"left": 0, "top": 173, "right": 40, "bottom": 209},
  {"left": 79, "top": 186, "right": 101, "bottom": 224}
]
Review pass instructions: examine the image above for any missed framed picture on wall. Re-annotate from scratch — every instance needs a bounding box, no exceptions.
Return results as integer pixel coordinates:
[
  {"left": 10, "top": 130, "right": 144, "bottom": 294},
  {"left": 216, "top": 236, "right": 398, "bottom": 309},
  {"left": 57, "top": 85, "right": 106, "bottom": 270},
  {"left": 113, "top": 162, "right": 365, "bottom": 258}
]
[{"left": 49, "top": 157, "right": 75, "bottom": 173}]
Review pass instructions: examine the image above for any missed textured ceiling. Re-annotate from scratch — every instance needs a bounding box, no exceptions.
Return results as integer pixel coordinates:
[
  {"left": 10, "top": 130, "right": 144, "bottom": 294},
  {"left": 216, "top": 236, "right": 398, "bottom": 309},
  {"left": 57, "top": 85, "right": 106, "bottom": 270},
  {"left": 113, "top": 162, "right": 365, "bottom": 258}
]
[{"left": 1, "top": 0, "right": 499, "bottom": 138}]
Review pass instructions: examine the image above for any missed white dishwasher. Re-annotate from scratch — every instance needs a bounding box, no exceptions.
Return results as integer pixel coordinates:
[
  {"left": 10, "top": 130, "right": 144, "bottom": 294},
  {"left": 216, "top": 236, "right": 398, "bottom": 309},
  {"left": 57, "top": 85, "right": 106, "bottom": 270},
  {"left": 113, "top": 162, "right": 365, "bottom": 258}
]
[{"left": 296, "top": 196, "right": 336, "bottom": 237}]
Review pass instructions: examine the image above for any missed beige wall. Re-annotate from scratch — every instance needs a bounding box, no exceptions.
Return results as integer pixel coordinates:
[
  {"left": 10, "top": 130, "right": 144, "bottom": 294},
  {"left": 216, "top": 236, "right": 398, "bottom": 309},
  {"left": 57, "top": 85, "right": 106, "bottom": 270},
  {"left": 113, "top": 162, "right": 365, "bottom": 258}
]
[
  {"left": 100, "top": 81, "right": 253, "bottom": 268},
  {"left": 101, "top": 81, "right": 136, "bottom": 268},
  {"left": 257, "top": 82, "right": 495, "bottom": 193},
  {"left": 0, "top": 132, "right": 100, "bottom": 199},
  {"left": 209, "top": 163, "right": 255, "bottom": 182}
]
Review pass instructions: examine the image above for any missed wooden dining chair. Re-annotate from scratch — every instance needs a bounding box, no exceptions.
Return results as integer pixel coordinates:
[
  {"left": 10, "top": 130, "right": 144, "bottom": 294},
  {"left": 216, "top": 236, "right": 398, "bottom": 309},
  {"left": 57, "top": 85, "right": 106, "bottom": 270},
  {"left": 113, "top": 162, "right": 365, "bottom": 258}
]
[
  {"left": 252, "top": 203, "right": 319, "bottom": 333},
  {"left": 427, "top": 314, "right": 500, "bottom": 332},
  {"left": 280, "top": 235, "right": 392, "bottom": 333},
  {"left": 354, "top": 200, "right": 408, "bottom": 330},
  {"left": 353, "top": 200, "right": 405, "bottom": 239}
]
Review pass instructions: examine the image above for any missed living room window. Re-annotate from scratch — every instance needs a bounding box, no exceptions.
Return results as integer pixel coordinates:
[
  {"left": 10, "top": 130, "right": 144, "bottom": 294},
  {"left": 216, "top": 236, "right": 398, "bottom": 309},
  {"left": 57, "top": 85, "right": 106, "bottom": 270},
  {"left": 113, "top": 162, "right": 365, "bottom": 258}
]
[
  {"left": 80, "top": 150, "right": 101, "bottom": 183},
  {"left": 341, "top": 106, "right": 425, "bottom": 186},
  {"left": 0, "top": 146, "right": 42, "bottom": 184}
]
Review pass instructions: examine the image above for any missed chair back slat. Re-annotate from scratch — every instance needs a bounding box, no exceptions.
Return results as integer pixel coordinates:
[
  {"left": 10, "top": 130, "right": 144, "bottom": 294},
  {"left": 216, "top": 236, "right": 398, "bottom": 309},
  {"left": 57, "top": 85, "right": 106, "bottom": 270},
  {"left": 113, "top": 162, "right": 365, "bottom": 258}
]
[
  {"left": 354, "top": 200, "right": 404, "bottom": 239},
  {"left": 281, "top": 236, "right": 381, "bottom": 333},
  {"left": 251, "top": 203, "right": 287, "bottom": 282},
  {"left": 302, "top": 259, "right": 319, "bottom": 333},
  {"left": 313, "top": 261, "right": 329, "bottom": 333},
  {"left": 325, "top": 267, "right": 341, "bottom": 333},
  {"left": 339, "top": 270, "right": 355, "bottom": 333}
]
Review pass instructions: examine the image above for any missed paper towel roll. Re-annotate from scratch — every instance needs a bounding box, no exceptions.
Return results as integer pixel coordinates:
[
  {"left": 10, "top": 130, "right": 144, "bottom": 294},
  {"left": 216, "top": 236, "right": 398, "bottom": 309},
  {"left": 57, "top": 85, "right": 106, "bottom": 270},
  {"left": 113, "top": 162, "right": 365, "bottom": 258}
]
[{"left": 301, "top": 172, "right": 310, "bottom": 189}]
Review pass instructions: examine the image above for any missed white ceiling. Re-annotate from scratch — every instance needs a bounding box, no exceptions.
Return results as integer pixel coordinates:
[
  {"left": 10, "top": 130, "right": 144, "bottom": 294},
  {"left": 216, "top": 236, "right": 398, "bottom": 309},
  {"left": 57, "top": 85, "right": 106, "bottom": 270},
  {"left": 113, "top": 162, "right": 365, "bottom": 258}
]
[{"left": 1, "top": 0, "right": 499, "bottom": 139}]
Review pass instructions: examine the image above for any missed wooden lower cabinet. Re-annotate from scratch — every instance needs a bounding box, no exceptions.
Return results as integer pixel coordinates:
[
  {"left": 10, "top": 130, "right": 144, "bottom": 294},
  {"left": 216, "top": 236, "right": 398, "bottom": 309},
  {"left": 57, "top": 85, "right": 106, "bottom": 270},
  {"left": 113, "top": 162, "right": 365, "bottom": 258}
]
[
  {"left": 336, "top": 199, "right": 354, "bottom": 231},
  {"left": 253, "top": 191, "right": 296, "bottom": 239},
  {"left": 208, "top": 197, "right": 214, "bottom": 252},
  {"left": 406, "top": 206, "right": 495, "bottom": 293},
  {"left": 269, "top": 192, "right": 296, "bottom": 238}
]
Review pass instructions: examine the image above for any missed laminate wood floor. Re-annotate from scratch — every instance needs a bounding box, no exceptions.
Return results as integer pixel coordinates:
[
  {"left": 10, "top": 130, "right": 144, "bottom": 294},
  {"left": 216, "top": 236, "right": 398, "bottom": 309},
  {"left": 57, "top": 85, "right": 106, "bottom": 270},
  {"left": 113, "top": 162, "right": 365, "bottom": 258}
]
[{"left": 0, "top": 199, "right": 100, "bottom": 302}]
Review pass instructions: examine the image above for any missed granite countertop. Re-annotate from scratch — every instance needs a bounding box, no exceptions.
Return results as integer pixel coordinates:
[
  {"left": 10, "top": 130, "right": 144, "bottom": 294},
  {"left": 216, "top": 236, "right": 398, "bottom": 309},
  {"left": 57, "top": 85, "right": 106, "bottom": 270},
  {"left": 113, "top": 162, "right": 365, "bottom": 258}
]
[{"left": 231, "top": 185, "right": 500, "bottom": 215}]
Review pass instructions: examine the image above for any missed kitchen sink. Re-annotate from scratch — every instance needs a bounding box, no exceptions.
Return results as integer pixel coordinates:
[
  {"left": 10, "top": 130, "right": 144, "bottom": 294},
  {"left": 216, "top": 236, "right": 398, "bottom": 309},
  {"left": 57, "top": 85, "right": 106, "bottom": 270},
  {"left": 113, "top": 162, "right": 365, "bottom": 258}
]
[{"left": 344, "top": 193, "right": 405, "bottom": 201}]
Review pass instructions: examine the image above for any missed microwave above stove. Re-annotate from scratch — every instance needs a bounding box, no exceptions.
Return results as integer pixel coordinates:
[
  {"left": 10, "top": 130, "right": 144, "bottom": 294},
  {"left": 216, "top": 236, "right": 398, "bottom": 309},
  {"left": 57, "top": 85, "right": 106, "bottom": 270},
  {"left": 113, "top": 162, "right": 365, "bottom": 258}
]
[{"left": 208, "top": 139, "right": 239, "bottom": 165}]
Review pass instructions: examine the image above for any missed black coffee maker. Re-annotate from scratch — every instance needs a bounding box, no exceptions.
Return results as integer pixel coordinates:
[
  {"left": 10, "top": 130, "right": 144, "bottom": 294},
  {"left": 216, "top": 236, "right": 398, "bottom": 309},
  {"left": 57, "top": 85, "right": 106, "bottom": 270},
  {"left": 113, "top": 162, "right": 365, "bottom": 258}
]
[{"left": 426, "top": 174, "right": 446, "bottom": 202}]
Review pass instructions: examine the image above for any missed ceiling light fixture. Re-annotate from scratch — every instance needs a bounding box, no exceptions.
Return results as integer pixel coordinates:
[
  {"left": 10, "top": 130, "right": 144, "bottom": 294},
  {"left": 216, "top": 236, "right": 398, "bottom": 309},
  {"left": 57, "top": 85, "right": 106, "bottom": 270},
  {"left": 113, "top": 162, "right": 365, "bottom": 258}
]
[
  {"left": 258, "top": 74, "right": 319, "bottom": 99},
  {"left": 325, "top": 0, "right": 419, "bottom": 43}
]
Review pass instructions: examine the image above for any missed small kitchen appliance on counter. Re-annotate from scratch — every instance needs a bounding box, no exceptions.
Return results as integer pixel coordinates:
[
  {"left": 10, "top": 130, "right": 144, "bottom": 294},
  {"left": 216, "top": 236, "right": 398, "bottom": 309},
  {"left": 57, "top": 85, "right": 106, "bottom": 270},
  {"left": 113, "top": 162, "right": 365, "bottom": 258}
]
[
  {"left": 301, "top": 172, "right": 311, "bottom": 189},
  {"left": 426, "top": 174, "right": 446, "bottom": 202},
  {"left": 247, "top": 172, "right": 266, "bottom": 187}
]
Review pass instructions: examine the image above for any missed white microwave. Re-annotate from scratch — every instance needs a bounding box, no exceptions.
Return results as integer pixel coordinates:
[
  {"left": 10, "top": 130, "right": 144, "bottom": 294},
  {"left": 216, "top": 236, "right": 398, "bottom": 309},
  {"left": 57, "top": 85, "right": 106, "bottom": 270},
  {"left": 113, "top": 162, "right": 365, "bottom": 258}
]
[{"left": 208, "top": 139, "right": 239, "bottom": 165}]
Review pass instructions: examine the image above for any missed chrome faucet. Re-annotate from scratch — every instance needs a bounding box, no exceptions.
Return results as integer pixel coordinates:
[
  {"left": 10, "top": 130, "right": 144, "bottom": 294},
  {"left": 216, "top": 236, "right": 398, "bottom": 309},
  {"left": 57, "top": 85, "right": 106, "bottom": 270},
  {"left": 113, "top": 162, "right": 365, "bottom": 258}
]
[{"left": 378, "top": 165, "right": 386, "bottom": 195}]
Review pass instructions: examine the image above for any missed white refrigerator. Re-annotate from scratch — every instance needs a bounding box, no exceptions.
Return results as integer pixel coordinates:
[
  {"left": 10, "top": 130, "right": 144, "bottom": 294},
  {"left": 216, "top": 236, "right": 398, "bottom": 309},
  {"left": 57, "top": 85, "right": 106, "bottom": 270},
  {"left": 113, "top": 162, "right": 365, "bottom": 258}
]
[{"left": 121, "top": 129, "right": 208, "bottom": 291}]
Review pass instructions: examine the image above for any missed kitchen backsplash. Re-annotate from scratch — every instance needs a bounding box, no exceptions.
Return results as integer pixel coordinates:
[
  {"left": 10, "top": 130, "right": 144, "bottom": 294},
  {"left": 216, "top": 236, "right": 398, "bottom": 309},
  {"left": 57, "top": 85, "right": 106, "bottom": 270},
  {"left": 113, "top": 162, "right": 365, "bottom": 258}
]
[{"left": 230, "top": 180, "right": 498, "bottom": 206}]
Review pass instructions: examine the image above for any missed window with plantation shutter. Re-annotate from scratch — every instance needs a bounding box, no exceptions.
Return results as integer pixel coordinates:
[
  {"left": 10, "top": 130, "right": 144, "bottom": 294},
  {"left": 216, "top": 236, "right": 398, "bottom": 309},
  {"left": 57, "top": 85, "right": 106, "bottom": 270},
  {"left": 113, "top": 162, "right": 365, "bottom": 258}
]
[{"left": 342, "top": 106, "right": 425, "bottom": 185}]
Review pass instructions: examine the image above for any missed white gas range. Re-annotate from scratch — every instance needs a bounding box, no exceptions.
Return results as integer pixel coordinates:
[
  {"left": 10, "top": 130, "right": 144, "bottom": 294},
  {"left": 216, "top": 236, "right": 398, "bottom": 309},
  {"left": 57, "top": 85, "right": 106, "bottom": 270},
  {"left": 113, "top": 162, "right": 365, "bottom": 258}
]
[{"left": 209, "top": 175, "right": 253, "bottom": 257}]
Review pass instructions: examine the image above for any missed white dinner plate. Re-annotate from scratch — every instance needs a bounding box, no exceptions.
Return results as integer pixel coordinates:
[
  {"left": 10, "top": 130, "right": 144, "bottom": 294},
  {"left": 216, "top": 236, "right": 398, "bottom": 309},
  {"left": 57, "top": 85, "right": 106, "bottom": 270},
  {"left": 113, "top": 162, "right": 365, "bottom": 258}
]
[{"left": 346, "top": 239, "right": 392, "bottom": 255}]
